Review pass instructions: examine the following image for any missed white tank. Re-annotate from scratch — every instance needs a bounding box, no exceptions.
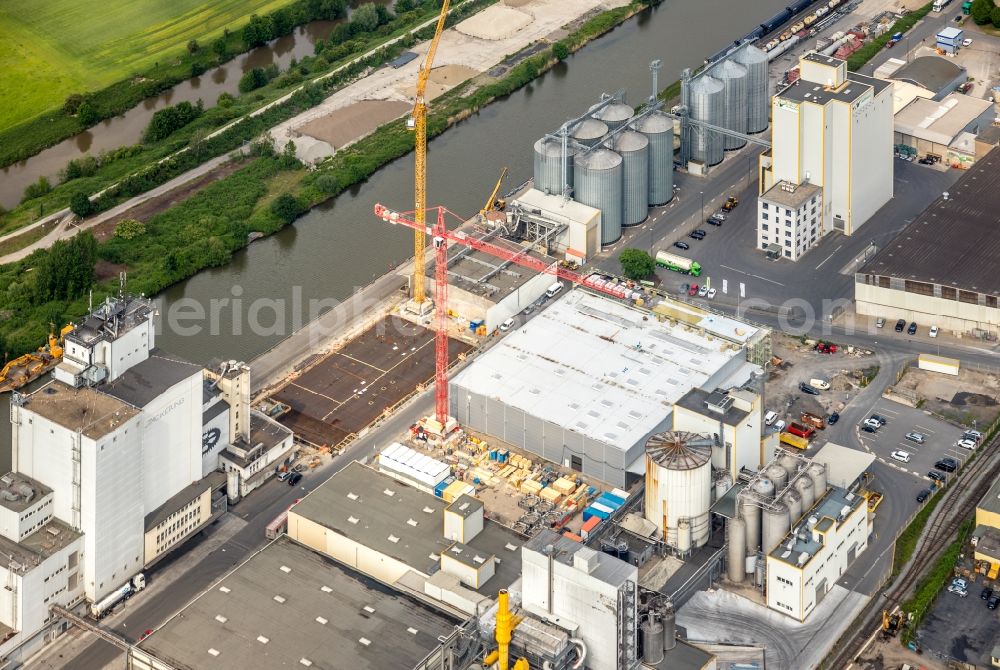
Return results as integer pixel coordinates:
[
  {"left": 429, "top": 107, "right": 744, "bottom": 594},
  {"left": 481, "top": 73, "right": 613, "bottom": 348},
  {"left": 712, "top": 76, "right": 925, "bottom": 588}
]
[
  {"left": 784, "top": 489, "right": 803, "bottom": 525},
  {"left": 715, "top": 476, "right": 729, "bottom": 502},
  {"left": 795, "top": 474, "right": 815, "bottom": 511},
  {"left": 778, "top": 452, "right": 800, "bottom": 479},
  {"left": 644, "top": 432, "right": 713, "bottom": 549},
  {"left": 765, "top": 463, "right": 788, "bottom": 493},
  {"left": 728, "top": 518, "right": 746, "bottom": 583},
  {"left": 752, "top": 477, "right": 775, "bottom": 500},
  {"left": 677, "top": 519, "right": 693, "bottom": 554},
  {"left": 226, "top": 470, "right": 241, "bottom": 504},
  {"left": 741, "top": 494, "right": 760, "bottom": 554},
  {"left": 807, "top": 462, "right": 828, "bottom": 496},
  {"left": 762, "top": 502, "right": 790, "bottom": 555}
]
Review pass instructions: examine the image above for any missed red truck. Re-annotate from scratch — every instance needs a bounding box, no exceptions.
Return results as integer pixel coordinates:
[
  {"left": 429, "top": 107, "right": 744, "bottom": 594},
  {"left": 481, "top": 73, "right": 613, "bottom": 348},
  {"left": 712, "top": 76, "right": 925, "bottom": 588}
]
[{"left": 787, "top": 422, "right": 816, "bottom": 439}]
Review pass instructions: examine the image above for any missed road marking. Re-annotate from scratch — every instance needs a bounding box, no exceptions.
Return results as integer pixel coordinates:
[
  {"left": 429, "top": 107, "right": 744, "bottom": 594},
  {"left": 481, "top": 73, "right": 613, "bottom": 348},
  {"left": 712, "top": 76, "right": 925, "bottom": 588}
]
[
  {"left": 814, "top": 244, "right": 843, "bottom": 270},
  {"left": 914, "top": 424, "right": 935, "bottom": 434}
]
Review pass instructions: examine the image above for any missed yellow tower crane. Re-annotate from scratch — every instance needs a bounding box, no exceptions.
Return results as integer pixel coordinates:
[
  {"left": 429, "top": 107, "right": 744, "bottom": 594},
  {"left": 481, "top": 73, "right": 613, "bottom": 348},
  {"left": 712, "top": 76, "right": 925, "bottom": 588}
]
[{"left": 408, "top": 0, "right": 451, "bottom": 308}]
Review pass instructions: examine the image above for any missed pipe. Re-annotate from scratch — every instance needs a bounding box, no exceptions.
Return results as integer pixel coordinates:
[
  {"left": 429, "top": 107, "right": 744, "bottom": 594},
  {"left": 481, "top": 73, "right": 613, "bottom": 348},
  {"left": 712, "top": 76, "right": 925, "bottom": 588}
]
[
  {"left": 496, "top": 590, "right": 513, "bottom": 670},
  {"left": 570, "top": 638, "right": 588, "bottom": 670},
  {"left": 483, "top": 651, "right": 499, "bottom": 667}
]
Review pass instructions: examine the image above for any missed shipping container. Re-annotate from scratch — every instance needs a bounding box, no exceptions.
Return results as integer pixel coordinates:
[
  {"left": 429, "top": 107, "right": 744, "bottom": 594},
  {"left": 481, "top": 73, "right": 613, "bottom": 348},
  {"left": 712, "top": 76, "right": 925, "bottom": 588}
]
[
  {"left": 779, "top": 432, "right": 809, "bottom": 450},
  {"left": 600, "top": 492, "right": 626, "bottom": 507},
  {"left": 581, "top": 516, "right": 601, "bottom": 539},
  {"left": 787, "top": 422, "right": 815, "bottom": 439}
]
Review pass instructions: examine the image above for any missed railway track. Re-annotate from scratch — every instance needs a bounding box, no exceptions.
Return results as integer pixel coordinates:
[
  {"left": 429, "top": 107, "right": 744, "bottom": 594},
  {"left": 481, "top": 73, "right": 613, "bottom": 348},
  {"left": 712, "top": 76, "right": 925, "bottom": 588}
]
[{"left": 827, "top": 433, "right": 1000, "bottom": 668}]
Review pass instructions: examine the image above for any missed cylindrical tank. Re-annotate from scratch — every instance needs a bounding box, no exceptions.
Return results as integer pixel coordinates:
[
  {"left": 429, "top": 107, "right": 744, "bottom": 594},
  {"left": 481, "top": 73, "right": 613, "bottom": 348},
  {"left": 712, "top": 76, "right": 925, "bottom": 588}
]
[
  {"left": 807, "top": 462, "right": 828, "bottom": 496},
  {"left": 644, "top": 432, "right": 713, "bottom": 549},
  {"left": 795, "top": 474, "right": 815, "bottom": 511},
  {"left": 662, "top": 603, "right": 677, "bottom": 651},
  {"left": 574, "top": 148, "right": 623, "bottom": 246},
  {"left": 752, "top": 477, "right": 775, "bottom": 501},
  {"left": 762, "top": 502, "right": 790, "bottom": 555},
  {"left": 677, "top": 519, "right": 692, "bottom": 554},
  {"left": 728, "top": 518, "right": 746, "bottom": 583},
  {"left": 765, "top": 464, "right": 788, "bottom": 494},
  {"left": 632, "top": 112, "right": 674, "bottom": 206},
  {"left": 641, "top": 618, "right": 665, "bottom": 664},
  {"left": 226, "top": 469, "right": 241, "bottom": 505},
  {"left": 607, "top": 131, "right": 649, "bottom": 226},
  {"left": 533, "top": 137, "right": 575, "bottom": 196},
  {"left": 778, "top": 452, "right": 800, "bottom": 479},
  {"left": 784, "top": 489, "right": 803, "bottom": 526},
  {"left": 688, "top": 75, "right": 724, "bottom": 166},
  {"left": 711, "top": 59, "right": 748, "bottom": 150},
  {"left": 594, "top": 102, "right": 634, "bottom": 130},
  {"left": 572, "top": 118, "right": 609, "bottom": 147},
  {"left": 732, "top": 44, "right": 769, "bottom": 134},
  {"left": 741, "top": 495, "right": 760, "bottom": 555},
  {"left": 714, "top": 475, "right": 729, "bottom": 502}
]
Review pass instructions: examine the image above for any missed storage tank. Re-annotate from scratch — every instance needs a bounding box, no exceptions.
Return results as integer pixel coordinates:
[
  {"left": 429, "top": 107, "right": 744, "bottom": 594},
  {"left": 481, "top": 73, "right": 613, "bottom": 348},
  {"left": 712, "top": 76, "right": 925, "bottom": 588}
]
[
  {"left": 732, "top": 44, "right": 769, "bottom": 134},
  {"left": 641, "top": 618, "right": 665, "bottom": 664},
  {"left": 795, "top": 474, "right": 815, "bottom": 511},
  {"left": 644, "top": 431, "right": 713, "bottom": 549},
  {"left": 632, "top": 112, "right": 674, "bottom": 205},
  {"left": 533, "top": 137, "right": 575, "bottom": 196},
  {"left": 778, "top": 452, "right": 801, "bottom": 480},
  {"left": 607, "top": 130, "right": 649, "bottom": 226},
  {"left": 575, "top": 148, "right": 623, "bottom": 246},
  {"left": 226, "top": 469, "right": 241, "bottom": 505},
  {"left": 688, "top": 75, "right": 724, "bottom": 166},
  {"left": 784, "top": 489, "right": 802, "bottom": 525},
  {"left": 762, "top": 502, "right": 790, "bottom": 555},
  {"left": 662, "top": 603, "right": 677, "bottom": 651},
  {"left": 727, "top": 518, "right": 746, "bottom": 583},
  {"left": 572, "top": 118, "right": 609, "bottom": 147},
  {"left": 807, "top": 462, "right": 828, "bottom": 496},
  {"left": 752, "top": 477, "right": 775, "bottom": 501},
  {"left": 594, "top": 102, "right": 634, "bottom": 130},
  {"left": 765, "top": 463, "right": 788, "bottom": 494},
  {"left": 741, "top": 495, "right": 760, "bottom": 554},
  {"left": 711, "top": 59, "right": 748, "bottom": 150}
]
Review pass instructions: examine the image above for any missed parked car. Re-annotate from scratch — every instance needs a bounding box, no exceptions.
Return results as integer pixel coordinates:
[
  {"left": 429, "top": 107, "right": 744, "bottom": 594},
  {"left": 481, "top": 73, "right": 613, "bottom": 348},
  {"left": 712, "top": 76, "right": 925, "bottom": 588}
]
[
  {"left": 688, "top": 284, "right": 699, "bottom": 297},
  {"left": 861, "top": 424, "right": 877, "bottom": 434},
  {"left": 905, "top": 431, "right": 926, "bottom": 444},
  {"left": 963, "top": 430, "right": 983, "bottom": 442},
  {"left": 875, "top": 317, "right": 885, "bottom": 328},
  {"left": 957, "top": 438, "right": 978, "bottom": 450},
  {"left": 962, "top": 37, "right": 973, "bottom": 47},
  {"left": 934, "top": 458, "right": 957, "bottom": 473},
  {"left": 929, "top": 325, "right": 939, "bottom": 338},
  {"left": 774, "top": 420, "right": 787, "bottom": 431},
  {"left": 707, "top": 288, "right": 716, "bottom": 299},
  {"left": 891, "top": 450, "right": 911, "bottom": 463},
  {"left": 499, "top": 317, "right": 515, "bottom": 332},
  {"left": 894, "top": 319, "right": 906, "bottom": 332},
  {"left": 698, "top": 285, "right": 709, "bottom": 298},
  {"left": 981, "top": 587, "right": 993, "bottom": 600},
  {"left": 989, "top": 595, "right": 1000, "bottom": 610},
  {"left": 907, "top": 322, "right": 918, "bottom": 335},
  {"left": 827, "top": 412, "right": 840, "bottom": 425},
  {"left": 948, "top": 584, "right": 968, "bottom": 597},
  {"left": 799, "top": 382, "right": 820, "bottom": 395},
  {"left": 953, "top": 578, "right": 969, "bottom": 590},
  {"left": 916, "top": 489, "right": 931, "bottom": 503},
  {"left": 691, "top": 229, "right": 707, "bottom": 238},
  {"left": 927, "top": 470, "right": 946, "bottom": 483},
  {"left": 870, "top": 414, "right": 888, "bottom": 426},
  {"left": 706, "top": 216, "right": 723, "bottom": 226},
  {"left": 276, "top": 471, "right": 290, "bottom": 482},
  {"left": 288, "top": 472, "right": 303, "bottom": 486},
  {"left": 809, "top": 378, "right": 831, "bottom": 390},
  {"left": 674, "top": 241, "right": 690, "bottom": 250},
  {"left": 863, "top": 418, "right": 882, "bottom": 430},
  {"left": 764, "top": 410, "right": 778, "bottom": 425}
]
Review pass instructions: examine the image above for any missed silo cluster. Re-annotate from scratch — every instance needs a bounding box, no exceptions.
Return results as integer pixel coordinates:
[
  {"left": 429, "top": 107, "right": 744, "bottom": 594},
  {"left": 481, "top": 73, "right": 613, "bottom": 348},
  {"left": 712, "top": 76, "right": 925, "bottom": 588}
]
[
  {"left": 575, "top": 149, "right": 624, "bottom": 246},
  {"left": 643, "top": 431, "right": 714, "bottom": 553}
]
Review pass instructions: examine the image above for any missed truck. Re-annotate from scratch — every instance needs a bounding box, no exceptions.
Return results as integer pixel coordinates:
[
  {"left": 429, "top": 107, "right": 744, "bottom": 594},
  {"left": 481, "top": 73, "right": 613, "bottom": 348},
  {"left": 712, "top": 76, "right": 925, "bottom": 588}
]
[
  {"left": 780, "top": 432, "right": 809, "bottom": 450},
  {"left": 655, "top": 251, "right": 702, "bottom": 277},
  {"left": 800, "top": 412, "right": 826, "bottom": 430},
  {"left": 787, "top": 422, "right": 816, "bottom": 439},
  {"left": 265, "top": 509, "right": 290, "bottom": 540},
  {"left": 933, "top": 0, "right": 952, "bottom": 11},
  {"left": 90, "top": 573, "right": 146, "bottom": 619}
]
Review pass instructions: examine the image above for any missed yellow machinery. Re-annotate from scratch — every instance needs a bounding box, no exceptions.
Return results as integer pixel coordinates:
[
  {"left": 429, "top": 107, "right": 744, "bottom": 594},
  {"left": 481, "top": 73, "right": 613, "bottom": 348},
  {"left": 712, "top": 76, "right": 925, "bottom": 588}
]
[
  {"left": 409, "top": 0, "right": 451, "bottom": 306},
  {"left": 482, "top": 590, "right": 529, "bottom": 670},
  {"left": 481, "top": 167, "right": 509, "bottom": 218},
  {"left": 0, "top": 323, "right": 73, "bottom": 390}
]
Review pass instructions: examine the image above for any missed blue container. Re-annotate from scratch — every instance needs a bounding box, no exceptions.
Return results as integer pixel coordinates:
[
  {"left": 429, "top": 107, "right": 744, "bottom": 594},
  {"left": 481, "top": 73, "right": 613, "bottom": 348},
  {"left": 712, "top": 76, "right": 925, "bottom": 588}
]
[
  {"left": 582, "top": 505, "right": 612, "bottom": 522},
  {"left": 602, "top": 492, "right": 626, "bottom": 506},
  {"left": 434, "top": 476, "right": 455, "bottom": 498},
  {"left": 499, "top": 449, "right": 509, "bottom": 463},
  {"left": 489, "top": 450, "right": 497, "bottom": 461},
  {"left": 597, "top": 493, "right": 624, "bottom": 511}
]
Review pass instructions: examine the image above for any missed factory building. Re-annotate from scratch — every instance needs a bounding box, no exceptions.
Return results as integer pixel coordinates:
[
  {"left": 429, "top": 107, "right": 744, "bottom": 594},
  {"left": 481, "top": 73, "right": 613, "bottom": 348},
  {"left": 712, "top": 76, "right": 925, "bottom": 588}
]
[
  {"left": 758, "top": 52, "right": 893, "bottom": 258},
  {"left": 449, "top": 289, "right": 766, "bottom": 488},
  {"left": 874, "top": 54, "right": 968, "bottom": 102},
  {"left": 672, "top": 387, "right": 764, "bottom": 483},
  {"left": 973, "top": 478, "right": 1000, "bottom": 578},
  {"left": 892, "top": 93, "right": 995, "bottom": 167},
  {"left": 856, "top": 148, "right": 1000, "bottom": 336}
]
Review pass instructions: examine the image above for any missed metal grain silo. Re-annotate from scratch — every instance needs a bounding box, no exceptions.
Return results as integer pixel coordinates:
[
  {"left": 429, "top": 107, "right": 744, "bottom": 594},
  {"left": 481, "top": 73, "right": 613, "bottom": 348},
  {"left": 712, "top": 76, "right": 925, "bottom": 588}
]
[
  {"left": 632, "top": 112, "right": 674, "bottom": 205},
  {"left": 762, "top": 502, "right": 790, "bottom": 555},
  {"left": 575, "top": 148, "right": 623, "bottom": 245},
  {"left": 533, "top": 137, "right": 575, "bottom": 196},
  {"left": 764, "top": 463, "right": 788, "bottom": 494},
  {"left": 741, "top": 493, "right": 760, "bottom": 554},
  {"left": 606, "top": 131, "right": 648, "bottom": 226},
  {"left": 784, "top": 489, "right": 802, "bottom": 525},
  {"left": 594, "top": 102, "right": 634, "bottom": 131},
  {"left": 711, "top": 59, "right": 748, "bottom": 150},
  {"left": 806, "top": 462, "right": 828, "bottom": 496},
  {"left": 688, "top": 75, "right": 724, "bottom": 166},
  {"left": 572, "top": 118, "right": 609, "bottom": 147},
  {"left": 644, "top": 431, "right": 713, "bottom": 550},
  {"left": 794, "top": 474, "right": 815, "bottom": 511},
  {"left": 777, "top": 452, "right": 801, "bottom": 480},
  {"left": 733, "top": 44, "right": 769, "bottom": 134}
]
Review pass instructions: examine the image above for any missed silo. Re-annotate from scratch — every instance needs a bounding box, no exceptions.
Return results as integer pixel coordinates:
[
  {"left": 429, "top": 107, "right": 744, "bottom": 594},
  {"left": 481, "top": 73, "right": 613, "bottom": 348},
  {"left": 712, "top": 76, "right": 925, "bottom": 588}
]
[
  {"left": 533, "top": 137, "right": 575, "bottom": 196},
  {"left": 572, "top": 118, "right": 609, "bottom": 147},
  {"left": 728, "top": 518, "right": 746, "bottom": 583},
  {"left": 732, "top": 44, "right": 769, "bottom": 134},
  {"left": 575, "top": 148, "right": 623, "bottom": 246},
  {"left": 641, "top": 618, "right": 665, "bottom": 664},
  {"left": 711, "top": 59, "right": 748, "bottom": 150},
  {"left": 741, "top": 495, "right": 760, "bottom": 554},
  {"left": 807, "top": 462, "right": 828, "bottom": 496},
  {"left": 688, "top": 75, "right": 724, "bottom": 166},
  {"left": 762, "top": 502, "right": 790, "bottom": 555},
  {"left": 594, "top": 102, "right": 634, "bottom": 131},
  {"left": 607, "top": 131, "right": 649, "bottom": 226},
  {"left": 784, "top": 489, "right": 803, "bottom": 525},
  {"left": 765, "top": 463, "right": 788, "bottom": 494},
  {"left": 644, "top": 431, "right": 713, "bottom": 549},
  {"left": 795, "top": 474, "right": 815, "bottom": 511},
  {"left": 662, "top": 603, "right": 677, "bottom": 651},
  {"left": 632, "top": 112, "right": 674, "bottom": 205},
  {"left": 752, "top": 477, "right": 775, "bottom": 501},
  {"left": 777, "top": 452, "right": 800, "bottom": 480}
]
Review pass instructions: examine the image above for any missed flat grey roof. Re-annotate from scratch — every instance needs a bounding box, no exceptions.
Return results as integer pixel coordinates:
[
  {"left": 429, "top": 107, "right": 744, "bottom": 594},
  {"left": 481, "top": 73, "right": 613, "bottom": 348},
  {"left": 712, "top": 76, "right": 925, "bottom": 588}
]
[
  {"left": 778, "top": 76, "right": 872, "bottom": 106},
  {"left": 144, "top": 472, "right": 225, "bottom": 532},
  {"left": 891, "top": 55, "right": 964, "bottom": 93},
  {"left": 22, "top": 381, "right": 139, "bottom": 440},
  {"left": 292, "top": 462, "right": 522, "bottom": 594},
  {"left": 0, "top": 472, "right": 52, "bottom": 513},
  {"left": 759, "top": 181, "right": 821, "bottom": 210},
  {"left": 769, "top": 484, "right": 863, "bottom": 567},
  {"left": 674, "top": 388, "right": 750, "bottom": 426},
  {"left": 649, "top": 639, "right": 716, "bottom": 670},
  {"left": 223, "top": 413, "right": 293, "bottom": 468},
  {"left": 0, "top": 519, "right": 81, "bottom": 574},
  {"left": 973, "top": 525, "right": 1000, "bottom": 560},
  {"left": 101, "top": 350, "right": 202, "bottom": 408},
  {"left": 447, "top": 495, "right": 484, "bottom": 519},
  {"left": 67, "top": 295, "right": 152, "bottom": 347},
  {"left": 526, "top": 529, "right": 636, "bottom": 588},
  {"left": 979, "top": 477, "right": 1000, "bottom": 518},
  {"left": 860, "top": 147, "right": 1000, "bottom": 296},
  {"left": 138, "top": 536, "right": 461, "bottom": 670}
]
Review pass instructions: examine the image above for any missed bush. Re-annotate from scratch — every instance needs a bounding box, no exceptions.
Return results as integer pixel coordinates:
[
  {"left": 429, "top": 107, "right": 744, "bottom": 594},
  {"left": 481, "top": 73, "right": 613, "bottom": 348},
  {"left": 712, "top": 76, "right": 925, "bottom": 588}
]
[
  {"left": 77, "top": 99, "right": 100, "bottom": 126},
  {"left": 70, "top": 192, "right": 94, "bottom": 218},
  {"left": 32, "top": 232, "right": 97, "bottom": 303},
  {"left": 187, "top": 39, "right": 200, "bottom": 54},
  {"left": 315, "top": 174, "right": 340, "bottom": 194},
  {"left": 22, "top": 177, "right": 53, "bottom": 202},
  {"left": 351, "top": 3, "right": 381, "bottom": 32},
  {"left": 113, "top": 219, "right": 147, "bottom": 240},
  {"left": 212, "top": 36, "right": 228, "bottom": 59},
  {"left": 553, "top": 41, "right": 570, "bottom": 61},
  {"left": 618, "top": 248, "right": 655, "bottom": 280},
  {"left": 62, "top": 156, "right": 99, "bottom": 181},
  {"left": 992, "top": 5, "right": 1000, "bottom": 27},
  {"left": 63, "top": 94, "right": 84, "bottom": 115},
  {"left": 142, "top": 101, "right": 203, "bottom": 143},
  {"left": 239, "top": 68, "right": 270, "bottom": 94},
  {"left": 971, "top": 0, "right": 992, "bottom": 23},
  {"left": 243, "top": 14, "right": 275, "bottom": 48},
  {"left": 270, "top": 193, "right": 304, "bottom": 224}
]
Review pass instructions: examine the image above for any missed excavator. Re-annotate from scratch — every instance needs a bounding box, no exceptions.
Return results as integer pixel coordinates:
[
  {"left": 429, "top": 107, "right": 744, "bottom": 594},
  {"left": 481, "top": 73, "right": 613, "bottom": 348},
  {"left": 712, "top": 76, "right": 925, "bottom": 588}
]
[{"left": 0, "top": 323, "right": 74, "bottom": 393}]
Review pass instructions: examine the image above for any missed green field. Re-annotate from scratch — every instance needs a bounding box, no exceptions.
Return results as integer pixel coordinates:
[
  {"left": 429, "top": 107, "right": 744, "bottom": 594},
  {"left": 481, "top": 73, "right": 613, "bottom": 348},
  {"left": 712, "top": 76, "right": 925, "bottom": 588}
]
[{"left": 0, "top": 0, "right": 299, "bottom": 131}]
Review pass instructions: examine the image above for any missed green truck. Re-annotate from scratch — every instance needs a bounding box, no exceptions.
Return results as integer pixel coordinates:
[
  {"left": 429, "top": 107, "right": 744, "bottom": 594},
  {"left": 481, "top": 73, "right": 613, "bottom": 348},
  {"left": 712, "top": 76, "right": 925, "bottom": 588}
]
[{"left": 655, "top": 250, "right": 702, "bottom": 276}]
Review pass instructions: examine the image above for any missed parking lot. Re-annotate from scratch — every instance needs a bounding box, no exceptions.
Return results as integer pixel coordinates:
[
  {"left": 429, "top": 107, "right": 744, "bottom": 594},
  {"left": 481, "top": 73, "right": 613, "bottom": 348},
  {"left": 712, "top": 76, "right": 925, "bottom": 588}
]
[
  {"left": 916, "top": 572, "right": 1000, "bottom": 667},
  {"left": 854, "top": 402, "right": 975, "bottom": 489}
]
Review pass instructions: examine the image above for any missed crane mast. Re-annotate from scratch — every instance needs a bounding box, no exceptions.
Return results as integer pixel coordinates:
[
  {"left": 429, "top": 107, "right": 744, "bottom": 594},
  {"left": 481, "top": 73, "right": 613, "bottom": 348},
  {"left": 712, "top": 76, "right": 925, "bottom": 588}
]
[{"left": 410, "top": 0, "right": 451, "bottom": 308}]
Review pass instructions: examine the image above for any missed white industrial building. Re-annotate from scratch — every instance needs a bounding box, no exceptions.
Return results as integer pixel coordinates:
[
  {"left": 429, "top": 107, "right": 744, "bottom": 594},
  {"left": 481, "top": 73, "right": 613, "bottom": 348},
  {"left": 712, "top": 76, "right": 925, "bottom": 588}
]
[
  {"left": 756, "top": 181, "right": 823, "bottom": 262},
  {"left": 672, "top": 387, "right": 764, "bottom": 481},
  {"left": 758, "top": 52, "right": 894, "bottom": 259},
  {"left": 450, "top": 289, "right": 767, "bottom": 487}
]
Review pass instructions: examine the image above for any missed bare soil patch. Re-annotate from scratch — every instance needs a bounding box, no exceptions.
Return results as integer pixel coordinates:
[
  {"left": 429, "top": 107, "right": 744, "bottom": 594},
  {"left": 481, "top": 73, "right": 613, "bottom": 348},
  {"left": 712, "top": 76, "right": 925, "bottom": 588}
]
[{"left": 298, "top": 100, "right": 410, "bottom": 149}]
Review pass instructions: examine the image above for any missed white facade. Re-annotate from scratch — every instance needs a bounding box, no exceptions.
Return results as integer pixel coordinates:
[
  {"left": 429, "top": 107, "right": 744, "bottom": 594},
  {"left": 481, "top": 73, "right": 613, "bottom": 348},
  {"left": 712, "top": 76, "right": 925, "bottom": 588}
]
[
  {"left": 55, "top": 297, "right": 155, "bottom": 386},
  {"left": 760, "top": 52, "right": 893, "bottom": 257},
  {"left": 756, "top": 183, "right": 823, "bottom": 261},
  {"left": 140, "top": 371, "right": 203, "bottom": 512},
  {"left": 672, "top": 389, "right": 764, "bottom": 482}
]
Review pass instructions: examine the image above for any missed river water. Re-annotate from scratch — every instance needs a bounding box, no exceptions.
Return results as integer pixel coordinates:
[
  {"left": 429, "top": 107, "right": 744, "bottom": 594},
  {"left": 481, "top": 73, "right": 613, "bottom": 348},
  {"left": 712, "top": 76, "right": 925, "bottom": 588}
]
[
  {"left": 0, "top": 0, "right": 392, "bottom": 211},
  {"left": 0, "top": 0, "right": 790, "bottom": 471}
]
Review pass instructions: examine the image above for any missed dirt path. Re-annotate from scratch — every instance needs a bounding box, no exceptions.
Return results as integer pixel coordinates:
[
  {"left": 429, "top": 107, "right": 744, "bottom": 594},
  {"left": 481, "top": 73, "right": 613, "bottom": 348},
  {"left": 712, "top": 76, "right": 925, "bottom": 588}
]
[{"left": 298, "top": 100, "right": 411, "bottom": 149}]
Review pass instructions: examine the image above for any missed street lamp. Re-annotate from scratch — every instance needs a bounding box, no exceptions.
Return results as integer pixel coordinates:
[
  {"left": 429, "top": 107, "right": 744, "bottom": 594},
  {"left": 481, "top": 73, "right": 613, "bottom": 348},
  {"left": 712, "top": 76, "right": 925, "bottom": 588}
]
[{"left": 700, "top": 191, "right": 705, "bottom": 222}]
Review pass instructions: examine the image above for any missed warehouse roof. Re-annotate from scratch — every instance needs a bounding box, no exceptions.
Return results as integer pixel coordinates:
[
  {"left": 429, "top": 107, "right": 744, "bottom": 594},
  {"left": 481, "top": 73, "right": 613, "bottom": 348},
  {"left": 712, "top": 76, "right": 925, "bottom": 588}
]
[
  {"left": 428, "top": 237, "right": 554, "bottom": 301},
  {"left": 451, "top": 290, "right": 750, "bottom": 454},
  {"left": 137, "top": 536, "right": 461, "bottom": 670},
  {"left": 290, "top": 462, "right": 522, "bottom": 595},
  {"left": 979, "top": 477, "right": 1000, "bottom": 518},
  {"left": 23, "top": 381, "right": 139, "bottom": 440},
  {"left": 860, "top": 147, "right": 1000, "bottom": 295},
  {"left": 894, "top": 93, "right": 993, "bottom": 146},
  {"left": 101, "top": 350, "right": 202, "bottom": 408},
  {"left": 144, "top": 472, "right": 225, "bottom": 532},
  {"left": 777, "top": 71, "right": 889, "bottom": 107},
  {"left": 769, "top": 484, "right": 863, "bottom": 567},
  {"left": 810, "top": 442, "right": 874, "bottom": 489},
  {"left": 891, "top": 56, "right": 964, "bottom": 95}
]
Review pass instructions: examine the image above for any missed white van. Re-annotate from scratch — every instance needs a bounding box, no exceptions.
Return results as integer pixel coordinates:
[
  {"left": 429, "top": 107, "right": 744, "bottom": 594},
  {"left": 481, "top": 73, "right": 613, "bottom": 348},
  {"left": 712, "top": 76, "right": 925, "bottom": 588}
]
[
  {"left": 545, "top": 282, "right": 564, "bottom": 299},
  {"left": 764, "top": 410, "right": 778, "bottom": 426}
]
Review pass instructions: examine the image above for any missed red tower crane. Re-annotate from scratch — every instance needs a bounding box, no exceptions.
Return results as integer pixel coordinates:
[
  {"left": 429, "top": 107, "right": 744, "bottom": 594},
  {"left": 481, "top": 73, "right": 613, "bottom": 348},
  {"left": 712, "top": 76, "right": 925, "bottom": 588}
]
[{"left": 374, "top": 204, "right": 624, "bottom": 428}]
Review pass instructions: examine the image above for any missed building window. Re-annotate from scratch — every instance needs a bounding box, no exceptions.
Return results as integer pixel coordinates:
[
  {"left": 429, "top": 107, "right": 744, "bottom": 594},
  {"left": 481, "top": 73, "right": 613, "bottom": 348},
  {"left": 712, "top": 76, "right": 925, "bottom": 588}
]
[
  {"left": 786, "top": 208, "right": 792, "bottom": 216},
  {"left": 878, "top": 276, "right": 890, "bottom": 289},
  {"left": 988, "top": 296, "right": 998, "bottom": 309},
  {"left": 959, "top": 290, "right": 979, "bottom": 305},
  {"left": 941, "top": 286, "right": 957, "bottom": 301},
  {"left": 762, "top": 202, "right": 769, "bottom": 210},
  {"left": 785, "top": 251, "right": 792, "bottom": 258},
  {"left": 762, "top": 213, "right": 769, "bottom": 221},
  {"left": 904, "top": 280, "right": 934, "bottom": 297},
  {"left": 762, "top": 224, "right": 769, "bottom": 231}
]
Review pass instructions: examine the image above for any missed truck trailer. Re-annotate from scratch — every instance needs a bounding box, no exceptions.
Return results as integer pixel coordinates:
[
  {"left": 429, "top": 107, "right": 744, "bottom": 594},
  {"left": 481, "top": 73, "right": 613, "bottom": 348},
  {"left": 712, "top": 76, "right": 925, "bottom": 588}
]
[
  {"left": 655, "top": 251, "right": 702, "bottom": 276},
  {"left": 90, "top": 573, "right": 146, "bottom": 619}
]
